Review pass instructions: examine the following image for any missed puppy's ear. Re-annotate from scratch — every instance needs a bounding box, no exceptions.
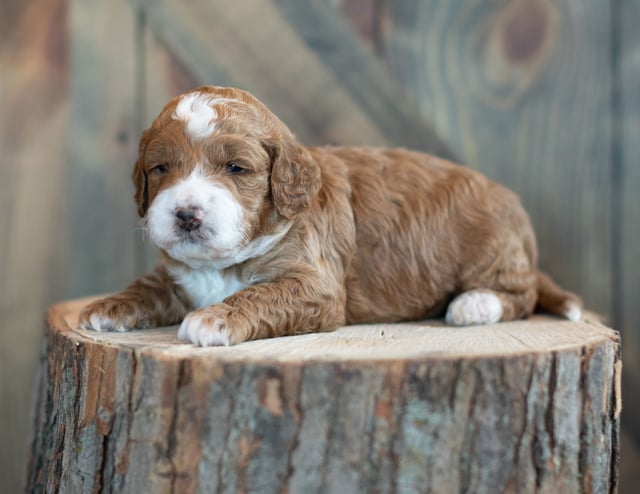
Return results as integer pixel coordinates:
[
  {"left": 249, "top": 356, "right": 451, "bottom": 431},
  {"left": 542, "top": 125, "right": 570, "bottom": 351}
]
[
  {"left": 132, "top": 130, "right": 151, "bottom": 217},
  {"left": 267, "top": 139, "right": 321, "bottom": 220}
]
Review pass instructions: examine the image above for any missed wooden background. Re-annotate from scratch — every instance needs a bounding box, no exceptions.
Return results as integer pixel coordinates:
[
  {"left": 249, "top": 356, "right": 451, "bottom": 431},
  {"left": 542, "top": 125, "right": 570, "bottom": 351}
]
[{"left": 1, "top": 0, "right": 639, "bottom": 491}]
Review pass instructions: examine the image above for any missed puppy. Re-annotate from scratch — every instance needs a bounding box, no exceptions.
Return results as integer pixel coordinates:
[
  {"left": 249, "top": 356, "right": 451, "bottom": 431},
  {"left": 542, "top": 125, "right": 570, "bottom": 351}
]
[{"left": 79, "top": 86, "right": 582, "bottom": 346}]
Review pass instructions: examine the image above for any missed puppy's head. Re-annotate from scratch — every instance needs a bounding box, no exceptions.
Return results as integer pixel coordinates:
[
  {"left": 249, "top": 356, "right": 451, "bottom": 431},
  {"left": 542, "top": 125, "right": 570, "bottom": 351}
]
[{"left": 133, "top": 86, "right": 321, "bottom": 268}]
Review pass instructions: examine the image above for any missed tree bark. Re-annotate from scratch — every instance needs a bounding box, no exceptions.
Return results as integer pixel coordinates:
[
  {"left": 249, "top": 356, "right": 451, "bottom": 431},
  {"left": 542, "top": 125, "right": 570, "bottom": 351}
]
[{"left": 26, "top": 298, "right": 621, "bottom": 493}]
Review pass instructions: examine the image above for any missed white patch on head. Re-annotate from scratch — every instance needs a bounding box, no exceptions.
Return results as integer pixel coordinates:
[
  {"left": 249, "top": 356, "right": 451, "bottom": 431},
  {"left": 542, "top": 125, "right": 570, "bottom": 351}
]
[
  {"left": 178, "top": 311, "right": 231, "bottom": 347},
  {"left": 445, "top": 290, "right": 504, "bottom": 326},
  {"left": 146, "top": 167, "right": 246, "bottom": 266},
  {"left": 564, "top": 302, "right": 582, "bottom": 322},
  {"left": 168, "top": 264, "right": 247, "bottom": 309},
  {"left": 172, "top": 91, "right": 239, "bottom": 140}
]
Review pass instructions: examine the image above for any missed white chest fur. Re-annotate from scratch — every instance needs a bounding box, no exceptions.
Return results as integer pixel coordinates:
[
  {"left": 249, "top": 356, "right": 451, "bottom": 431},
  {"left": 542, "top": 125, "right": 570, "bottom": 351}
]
[{"left": 168, "top": 265, "right": 247, "bottom": 309}]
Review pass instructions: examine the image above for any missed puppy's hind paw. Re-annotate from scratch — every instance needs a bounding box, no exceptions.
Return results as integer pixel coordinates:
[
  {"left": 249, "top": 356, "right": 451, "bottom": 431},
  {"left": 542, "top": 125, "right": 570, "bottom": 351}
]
[
  {"left": 445, "top": 290, "right": 503, "bottom": 326},
  {"left": 563, "top": 301, "right": 583, "bottom": 322}
]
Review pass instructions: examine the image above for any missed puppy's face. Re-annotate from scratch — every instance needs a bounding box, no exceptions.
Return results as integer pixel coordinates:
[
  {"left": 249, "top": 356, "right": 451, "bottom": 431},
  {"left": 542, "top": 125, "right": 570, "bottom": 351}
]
[{"left": 133, "top": 86, "right": 320, "bottom": 268}]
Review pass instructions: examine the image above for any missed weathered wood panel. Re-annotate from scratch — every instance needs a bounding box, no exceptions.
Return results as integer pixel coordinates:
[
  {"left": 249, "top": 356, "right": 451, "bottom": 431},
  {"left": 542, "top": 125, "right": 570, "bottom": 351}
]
[
  {"left": 378, "top": 0, "right": 613, "bottom": 320},
  {"left": 620, "top": 0, "right": 640, "bottom": 438},
  {"left": 271, "top": 0, "right": 451, "bottom": 157},
  {"left": 139, "top": 20, "right": 199, "bottom": 127},
  {"left": 0, "top": 0, "right": 68, "bottom": 492},
  {"left": 337, "top": 0, "right": 380, "bottom": 51},
  {"left": 130, "top": 0, "right": 379, "bottom": 146},
  {"left": 129, "top": 0, "right": 450, "bottom": 156},
  {"left": 68, "top": 0, "right": 139, "bottom": 297}
]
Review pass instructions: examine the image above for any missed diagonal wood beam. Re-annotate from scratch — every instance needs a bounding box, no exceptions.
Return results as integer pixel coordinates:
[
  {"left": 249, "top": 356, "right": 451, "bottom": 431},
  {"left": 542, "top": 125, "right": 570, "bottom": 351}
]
[
  {"left": 129, "top": 0, "right": 452, "bottom": 157},
  {"left": 272, "top": 0, "right": 452, "bottom": 157}
]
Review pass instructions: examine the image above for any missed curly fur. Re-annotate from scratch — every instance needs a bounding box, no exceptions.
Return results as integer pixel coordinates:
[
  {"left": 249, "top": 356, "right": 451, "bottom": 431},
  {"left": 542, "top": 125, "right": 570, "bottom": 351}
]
[{"left": 79, "top": 86, "right": 582, "bottom": 346}]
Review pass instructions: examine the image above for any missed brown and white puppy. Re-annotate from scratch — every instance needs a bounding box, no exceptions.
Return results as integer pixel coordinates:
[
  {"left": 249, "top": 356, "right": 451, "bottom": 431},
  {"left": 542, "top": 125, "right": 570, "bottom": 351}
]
[{"left": 79, "top": 85, "right": 582, "bottom": 346}]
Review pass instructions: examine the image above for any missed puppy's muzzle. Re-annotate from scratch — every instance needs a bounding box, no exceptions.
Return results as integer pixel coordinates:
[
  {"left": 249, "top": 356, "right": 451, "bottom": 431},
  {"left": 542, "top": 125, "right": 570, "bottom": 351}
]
[{"left": 175, "top": 206, "right": 203, "bottom": 232}]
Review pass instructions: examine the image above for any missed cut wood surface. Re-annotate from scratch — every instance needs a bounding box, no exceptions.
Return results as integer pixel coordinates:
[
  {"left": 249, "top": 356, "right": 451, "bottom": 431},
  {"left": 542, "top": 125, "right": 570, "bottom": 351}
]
[{"left": 27, "top": 298, "right": 621, "bottom": 493}]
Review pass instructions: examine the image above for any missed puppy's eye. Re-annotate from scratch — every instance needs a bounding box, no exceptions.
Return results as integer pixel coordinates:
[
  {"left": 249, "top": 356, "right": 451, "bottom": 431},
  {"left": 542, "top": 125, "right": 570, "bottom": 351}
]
[
  {"left": 150, "top": 163, "right": 169, "bottom": 176},
  {"left": 226, "top": 162, "right": 246, "bottom": 174}
]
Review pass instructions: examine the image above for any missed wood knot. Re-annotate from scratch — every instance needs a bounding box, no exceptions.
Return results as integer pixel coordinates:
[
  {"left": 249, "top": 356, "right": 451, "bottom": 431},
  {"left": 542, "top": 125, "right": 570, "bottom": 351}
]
[
  {"left": 502, "top": 0, "right": 553, "bottom": 66},
  {"left": 471, "top": 0, "right": 559, "bottom": 108}
]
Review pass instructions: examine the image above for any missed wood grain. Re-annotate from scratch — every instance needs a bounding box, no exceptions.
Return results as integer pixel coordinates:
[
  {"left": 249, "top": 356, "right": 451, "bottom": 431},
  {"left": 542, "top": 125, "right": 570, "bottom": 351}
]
[
  {"left": 130, "top": 0, "right": 450, "bottom": 156},
  {"left": 68, "top": 0, "right": 139, "bottom": 297},
  {"left": 378, "top": 0, "right": 614, "bottom": 318},
  {"left": 619, "top": 0, "right": 640, "bottom": 440},
  {"left": 272, "top": 0, "right": 452, "bottom": 156},
  {"left": 129, "top": 0, "right": 384, "bottom": 146},
  {"left": 26, "top": 298, "right": 621, "bottom": 493},
  {"left": 0, "top": 0, "right": 68, "bottom": 492}
]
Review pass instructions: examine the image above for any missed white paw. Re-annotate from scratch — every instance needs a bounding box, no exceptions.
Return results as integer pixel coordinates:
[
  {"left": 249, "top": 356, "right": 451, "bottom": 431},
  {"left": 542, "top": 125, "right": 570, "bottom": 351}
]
[
  {"left": 564, "top": 302, "right": 583, "bottom": 322},
  {"left": 178, "top": 312, "right": 231, "bottom": 347},
  {"left": 445, "top": 291, "right": 503, "bottom": 326},
  {"left": 80, "top": 314, "right": 132, "bottom": 333}
]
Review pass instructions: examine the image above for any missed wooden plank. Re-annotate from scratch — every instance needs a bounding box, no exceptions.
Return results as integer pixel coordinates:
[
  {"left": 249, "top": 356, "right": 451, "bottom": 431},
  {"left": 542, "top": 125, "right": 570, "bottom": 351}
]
[
  {"left": 129, "top": 0, "right": 450, "bottom": 156},
  {"left": 338, "top": 0, "right": 380, "bottom": 50},
  {"left": 139, "top": 21, "right": 199, "bottom": 127},
  {"left": 0, "top": 1, "right": 30, "bottom": 46},
  {"left": 0, "top": 0, "right": 69, "bottom": 492},
  {"left": 341, "top": 0, "right": 380, "bottom": 50},
  {"left": 621, "top": 429, "right": 640, "bottom": 491},
  {"left": 378, "top": 0, "right": 613, "bottom": 318},
  {"left": 272, "top": 0, "right": 451, "bottom": 156},
  {"left": 129, "top": 0, "right": 384, "bottom": 146},
  {"left": 68, "top": 0, "right": 139, "bottom": 296},
  {"left": 619, "top": 0, "right": 640, "bottom": 438}
]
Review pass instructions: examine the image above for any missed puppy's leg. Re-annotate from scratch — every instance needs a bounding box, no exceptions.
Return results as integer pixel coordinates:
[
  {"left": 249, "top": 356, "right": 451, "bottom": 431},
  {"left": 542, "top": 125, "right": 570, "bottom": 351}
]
[
  {"left": 446, "top": 241, "right": 540, "bottom": 328},
  {"left": 445, "top": 290, "right": 504, "bottom": 325},
  {"left": 178, "top": 276, "right": 345, "bottom": 346},
  {"left": 79, "top": 267, "right": 189, "bottom": 332},
  {"left": 444, "top": 285, "right": 537, "bottom": 326}
]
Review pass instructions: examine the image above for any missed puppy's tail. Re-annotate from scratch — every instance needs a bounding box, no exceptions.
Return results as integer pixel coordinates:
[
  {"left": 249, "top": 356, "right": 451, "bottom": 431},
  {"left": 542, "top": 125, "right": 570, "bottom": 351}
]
[{"left": 536, "top": 271, "right": 583, "bottom": 321}]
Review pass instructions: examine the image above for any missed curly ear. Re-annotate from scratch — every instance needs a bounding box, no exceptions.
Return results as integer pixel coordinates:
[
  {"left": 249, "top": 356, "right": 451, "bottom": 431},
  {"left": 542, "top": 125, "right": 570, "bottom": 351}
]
[
  {"left": 268, "top": 139, "right": 321, "bottom": 220},
  {"left": 132, "top": 159, "right": 148, "bottom": 217},
  {"left": 132, "top": 130, "right": 151, "bottom": 217}
]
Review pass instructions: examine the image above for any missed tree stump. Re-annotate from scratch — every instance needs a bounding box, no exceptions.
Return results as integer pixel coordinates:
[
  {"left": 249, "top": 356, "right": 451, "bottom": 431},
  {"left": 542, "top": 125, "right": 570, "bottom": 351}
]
[{"left": 26, "top": 298, "right": 621, "bottom": 494}]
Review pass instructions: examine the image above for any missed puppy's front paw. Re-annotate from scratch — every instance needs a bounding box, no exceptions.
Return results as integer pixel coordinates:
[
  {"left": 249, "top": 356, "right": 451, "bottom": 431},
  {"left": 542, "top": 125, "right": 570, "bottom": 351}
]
[
  {"left": 79, "top": 298, "right": 149, "bottom": 332},
  {"left": 178, "top": 304, "right": 239, "bottom": 347},
  {"left": 445, "top": 290, "right": 503, "bottom": 326}
]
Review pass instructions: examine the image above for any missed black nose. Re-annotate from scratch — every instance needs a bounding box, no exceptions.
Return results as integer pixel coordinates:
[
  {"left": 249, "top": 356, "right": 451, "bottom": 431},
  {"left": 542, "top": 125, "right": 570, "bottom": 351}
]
[{"left": 175, "top": 207, "right": 202, "bottom": 231}]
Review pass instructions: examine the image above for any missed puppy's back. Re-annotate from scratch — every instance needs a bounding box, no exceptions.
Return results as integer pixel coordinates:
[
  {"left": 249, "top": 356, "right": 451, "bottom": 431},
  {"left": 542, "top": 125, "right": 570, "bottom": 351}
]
[{"left": 319, "top": 147, "right": 536, "bottom": 324}]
